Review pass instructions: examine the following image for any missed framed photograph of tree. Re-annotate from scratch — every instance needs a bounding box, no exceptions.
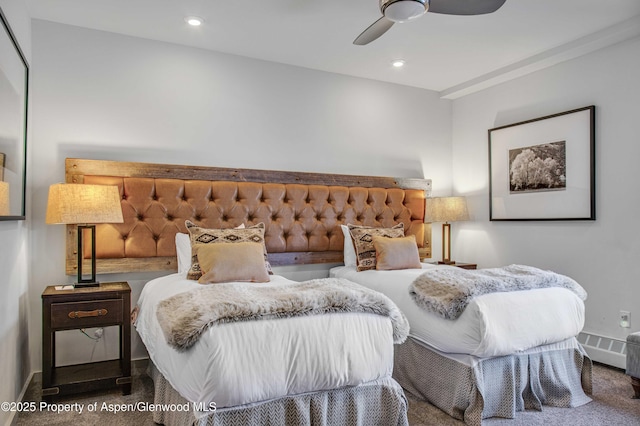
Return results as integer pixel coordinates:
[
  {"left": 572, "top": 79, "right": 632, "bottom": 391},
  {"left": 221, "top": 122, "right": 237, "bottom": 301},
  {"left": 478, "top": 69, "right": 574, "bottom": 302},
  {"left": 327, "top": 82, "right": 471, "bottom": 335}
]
[{"left": 489, "top": 106, "right": 595, "bottom": 221}]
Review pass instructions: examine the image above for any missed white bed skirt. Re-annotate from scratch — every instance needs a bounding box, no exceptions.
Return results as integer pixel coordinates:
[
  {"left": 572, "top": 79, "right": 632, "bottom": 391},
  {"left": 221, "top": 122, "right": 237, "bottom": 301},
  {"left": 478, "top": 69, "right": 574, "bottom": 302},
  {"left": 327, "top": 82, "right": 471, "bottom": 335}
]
[
  {"left": 148, "top": 362, "right": 409, "bottom": 426},
  {"left": 394, "top": 337, "right": 593, "bottom": 426}
]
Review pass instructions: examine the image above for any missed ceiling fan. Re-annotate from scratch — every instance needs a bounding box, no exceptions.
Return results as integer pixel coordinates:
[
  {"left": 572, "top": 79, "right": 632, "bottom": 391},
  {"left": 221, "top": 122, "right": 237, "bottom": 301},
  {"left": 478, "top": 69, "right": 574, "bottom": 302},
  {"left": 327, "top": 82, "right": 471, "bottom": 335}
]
[{"left": 354, "top": 0, "right": 507, "bottom": 45}]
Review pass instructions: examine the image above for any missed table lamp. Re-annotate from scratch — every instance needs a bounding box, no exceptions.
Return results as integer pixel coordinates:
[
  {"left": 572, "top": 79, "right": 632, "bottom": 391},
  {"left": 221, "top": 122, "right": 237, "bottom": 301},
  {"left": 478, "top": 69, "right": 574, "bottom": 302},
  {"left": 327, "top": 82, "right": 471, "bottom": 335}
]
[
  {"left": 424, "top": 196, "right": 469, "bottom": 265},
  {"left": 46, "top": 183, "right": 123, "bottom": 287},
  {"left": 0, "top": 181, "right": 9, "bottom": 215}
]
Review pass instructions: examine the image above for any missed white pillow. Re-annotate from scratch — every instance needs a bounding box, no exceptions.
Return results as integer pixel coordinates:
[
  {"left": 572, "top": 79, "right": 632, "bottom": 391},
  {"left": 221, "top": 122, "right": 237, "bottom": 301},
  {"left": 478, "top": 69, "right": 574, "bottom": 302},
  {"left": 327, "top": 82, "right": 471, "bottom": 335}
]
[
  {"left": 341, "top": 224, "right": 357, "bottom": 267},
  {"left": 175, "top": 223, "right": 246, "bottom": 275},
  {"left": 175, "top": 233, "right": 192, "bottom": 275}
]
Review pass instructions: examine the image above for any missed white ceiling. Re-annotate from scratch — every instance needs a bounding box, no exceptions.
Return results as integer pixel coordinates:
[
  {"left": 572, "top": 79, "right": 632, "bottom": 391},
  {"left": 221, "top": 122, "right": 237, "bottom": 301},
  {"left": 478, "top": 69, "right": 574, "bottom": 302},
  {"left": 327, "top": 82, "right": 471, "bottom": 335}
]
[{"left": 25, "top": 0, "right": 640, "bottom": 98}]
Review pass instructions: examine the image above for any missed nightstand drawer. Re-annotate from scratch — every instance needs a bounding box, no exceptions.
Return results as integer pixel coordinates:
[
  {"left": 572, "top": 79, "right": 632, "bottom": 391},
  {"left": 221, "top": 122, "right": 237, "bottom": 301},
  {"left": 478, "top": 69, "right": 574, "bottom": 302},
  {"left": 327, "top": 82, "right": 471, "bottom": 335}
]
[{"left": 51, "top": 299, "right": 123, "bottom": 329}]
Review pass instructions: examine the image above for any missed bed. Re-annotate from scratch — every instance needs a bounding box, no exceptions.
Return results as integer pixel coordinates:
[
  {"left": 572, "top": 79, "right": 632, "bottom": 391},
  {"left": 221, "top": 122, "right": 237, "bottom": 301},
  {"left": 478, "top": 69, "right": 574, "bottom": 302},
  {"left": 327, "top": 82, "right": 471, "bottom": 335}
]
[
  {"left": 330, "top": 262, "right": 593, "bottom": 425},
  {"left": 62, "top": 158, "right": 433, "bottom": 425},
  {"left": 134, "top": 272, "right": 409, "bottom": 425}
]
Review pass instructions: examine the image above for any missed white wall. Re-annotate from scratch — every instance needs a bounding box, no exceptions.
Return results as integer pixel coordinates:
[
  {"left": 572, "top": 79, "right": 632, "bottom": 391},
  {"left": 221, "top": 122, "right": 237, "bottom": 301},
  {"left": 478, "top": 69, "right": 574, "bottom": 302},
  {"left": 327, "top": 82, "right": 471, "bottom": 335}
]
[
  {"left": 29, "top": 20, "right": 452, "bottom": 368},
  {"left": 451, "top": 36, "right": 640, "bottom": 344},
  {"left": 0, "top": 0, "right": 30, "bottom": 424}
]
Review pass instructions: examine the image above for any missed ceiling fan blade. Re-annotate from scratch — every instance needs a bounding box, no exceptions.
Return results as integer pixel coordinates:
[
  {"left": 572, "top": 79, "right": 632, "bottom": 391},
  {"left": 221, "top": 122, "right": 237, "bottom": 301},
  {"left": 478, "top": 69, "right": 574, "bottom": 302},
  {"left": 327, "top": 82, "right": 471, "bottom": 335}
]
[
  {"left": 353, "top": 17, "right": 395, "bottom": 45},
  {"left": 428, "top": 0, "right": 506, "bottom": 15}
]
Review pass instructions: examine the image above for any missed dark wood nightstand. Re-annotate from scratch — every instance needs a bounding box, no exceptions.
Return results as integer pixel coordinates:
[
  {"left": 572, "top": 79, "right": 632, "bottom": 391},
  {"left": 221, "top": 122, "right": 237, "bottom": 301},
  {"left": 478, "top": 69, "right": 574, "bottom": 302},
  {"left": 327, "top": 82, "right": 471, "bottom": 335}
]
[
  {"left": 431, "top": 261, "right": 478, "bottom": 269},
  {"left": 41, "top": 282, "right": 131, "bottom": 399},
  {"left": 452, "top": 262, "right": 477, "bottom": 270}
]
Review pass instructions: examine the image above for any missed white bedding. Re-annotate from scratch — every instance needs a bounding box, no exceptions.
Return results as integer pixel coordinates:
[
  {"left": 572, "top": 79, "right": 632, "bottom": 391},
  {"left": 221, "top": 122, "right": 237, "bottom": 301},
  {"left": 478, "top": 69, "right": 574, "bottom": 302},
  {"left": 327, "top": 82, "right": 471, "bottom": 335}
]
[
  {"left": 135, "top": 273, "right": 395, "bottom": 412},
  {"left": 330, "top": 264, "right": 585, "bottom": 358}
]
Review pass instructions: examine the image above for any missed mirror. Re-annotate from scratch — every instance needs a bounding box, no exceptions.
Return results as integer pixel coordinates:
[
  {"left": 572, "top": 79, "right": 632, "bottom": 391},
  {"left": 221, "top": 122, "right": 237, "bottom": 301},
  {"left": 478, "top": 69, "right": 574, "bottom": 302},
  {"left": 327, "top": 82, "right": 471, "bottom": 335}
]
[{"left": 0, "top": 7, "right": 28, "bottom": 220}]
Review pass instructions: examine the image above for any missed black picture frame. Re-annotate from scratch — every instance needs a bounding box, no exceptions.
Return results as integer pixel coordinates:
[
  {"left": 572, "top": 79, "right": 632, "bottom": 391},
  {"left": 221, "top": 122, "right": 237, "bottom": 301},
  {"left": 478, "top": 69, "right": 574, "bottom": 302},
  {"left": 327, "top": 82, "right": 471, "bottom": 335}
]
[
  {"left": 0, "top": 6, "right": 28, "bottom": 221},
  {"left": 489, "top": 106, "right": 595, "bottom": 221}
]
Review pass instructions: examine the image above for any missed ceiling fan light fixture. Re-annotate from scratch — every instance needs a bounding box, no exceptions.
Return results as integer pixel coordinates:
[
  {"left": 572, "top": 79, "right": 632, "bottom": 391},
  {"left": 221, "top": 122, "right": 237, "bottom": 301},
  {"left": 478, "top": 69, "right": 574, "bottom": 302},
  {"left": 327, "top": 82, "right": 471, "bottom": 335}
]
[
  {"left": 356, "top": 0, "right": 504, "bottom": 46},
  {"left": 382, "top": 0, "right": 427, "bottom": 23}
]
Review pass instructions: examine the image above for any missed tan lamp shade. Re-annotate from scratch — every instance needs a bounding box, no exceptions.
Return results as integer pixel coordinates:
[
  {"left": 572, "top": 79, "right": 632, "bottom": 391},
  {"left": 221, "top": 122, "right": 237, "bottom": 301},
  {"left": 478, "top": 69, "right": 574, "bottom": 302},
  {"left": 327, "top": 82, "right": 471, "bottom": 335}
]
[
  {"left": 46, "top": 183, "right": 124, "bottom": 224},
  {"left": 0, "top": 181, "right": 9, "bottom": 216},
  {"left": 424, "top": 196, "right": 469, "bottom": 264},
  {"left": 424, "top": 196, "right": 469, "bottom": 223}
]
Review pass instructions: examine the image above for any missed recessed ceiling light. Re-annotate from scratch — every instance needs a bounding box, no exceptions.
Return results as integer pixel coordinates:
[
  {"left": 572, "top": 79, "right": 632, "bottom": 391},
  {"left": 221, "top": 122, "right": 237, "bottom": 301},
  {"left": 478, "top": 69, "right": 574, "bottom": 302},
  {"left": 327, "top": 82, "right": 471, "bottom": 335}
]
[
  {"left": 392, "top": 59, "right": 405, "bottom": 68},
  {"left": 185, "top": 16, "right": 204, "bottom": 27}
]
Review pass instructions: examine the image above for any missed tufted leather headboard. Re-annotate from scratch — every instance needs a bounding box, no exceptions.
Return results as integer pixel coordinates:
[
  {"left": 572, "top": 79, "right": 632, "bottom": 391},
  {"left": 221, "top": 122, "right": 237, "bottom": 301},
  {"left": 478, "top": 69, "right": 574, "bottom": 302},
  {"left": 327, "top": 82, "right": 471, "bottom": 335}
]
[{"left": 64, "top": 158, "right": 432, "bottom": 275}]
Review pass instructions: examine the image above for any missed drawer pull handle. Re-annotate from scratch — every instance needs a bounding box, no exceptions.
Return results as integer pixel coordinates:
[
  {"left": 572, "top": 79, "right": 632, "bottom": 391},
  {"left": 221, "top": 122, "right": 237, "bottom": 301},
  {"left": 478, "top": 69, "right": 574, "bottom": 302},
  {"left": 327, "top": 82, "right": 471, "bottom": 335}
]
[{"left": 68, "top": 309, "right": 108, "bottom": 319}]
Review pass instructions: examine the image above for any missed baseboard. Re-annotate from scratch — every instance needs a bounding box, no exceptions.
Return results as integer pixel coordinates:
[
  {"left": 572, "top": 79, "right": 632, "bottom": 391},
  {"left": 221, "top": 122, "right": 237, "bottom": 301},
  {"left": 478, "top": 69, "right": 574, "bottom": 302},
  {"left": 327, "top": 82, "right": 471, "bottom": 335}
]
[
  {"left": 578, "top": 331, "right": 627, "bottom": 370},
  {"left": 6, "top": 371, "right": 34, "bottom": 426}
]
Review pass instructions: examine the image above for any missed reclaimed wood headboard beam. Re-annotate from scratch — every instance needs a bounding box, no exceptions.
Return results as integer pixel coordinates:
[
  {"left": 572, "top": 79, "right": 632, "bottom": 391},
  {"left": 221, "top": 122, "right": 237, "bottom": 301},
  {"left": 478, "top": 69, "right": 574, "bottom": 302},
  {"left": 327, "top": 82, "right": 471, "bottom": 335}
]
[{"left": 66, "top": 158, "right": 432, "bottom": 193}]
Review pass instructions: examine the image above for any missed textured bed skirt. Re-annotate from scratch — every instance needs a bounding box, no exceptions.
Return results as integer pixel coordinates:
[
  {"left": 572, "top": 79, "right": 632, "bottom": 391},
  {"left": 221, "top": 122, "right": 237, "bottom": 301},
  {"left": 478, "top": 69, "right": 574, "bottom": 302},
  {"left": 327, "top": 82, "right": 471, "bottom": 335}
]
[
  {"left": 148, "top": 362, "right": 409, "bottom": 426},
  {"left": 394, "top": 337, "right": 593, "bottom": 426}
]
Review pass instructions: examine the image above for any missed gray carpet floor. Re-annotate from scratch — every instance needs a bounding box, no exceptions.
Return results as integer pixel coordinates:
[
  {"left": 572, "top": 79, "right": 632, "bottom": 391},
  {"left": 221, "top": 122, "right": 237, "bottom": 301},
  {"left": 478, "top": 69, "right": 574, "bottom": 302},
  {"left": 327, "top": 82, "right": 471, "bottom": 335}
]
[{"left": 15, "top": 360, "right": 640, "bottom": 425}]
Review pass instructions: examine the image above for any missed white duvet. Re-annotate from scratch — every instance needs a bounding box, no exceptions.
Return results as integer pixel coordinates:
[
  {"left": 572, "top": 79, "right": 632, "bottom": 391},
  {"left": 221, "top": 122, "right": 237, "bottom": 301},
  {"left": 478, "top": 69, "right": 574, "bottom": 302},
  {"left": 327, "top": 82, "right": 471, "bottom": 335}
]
[
  {"left": 330, "top": 264, "right": 585, "bottom": 358},
  {"left": 135, "top": 273, "right": 395, "bottom": 411}
]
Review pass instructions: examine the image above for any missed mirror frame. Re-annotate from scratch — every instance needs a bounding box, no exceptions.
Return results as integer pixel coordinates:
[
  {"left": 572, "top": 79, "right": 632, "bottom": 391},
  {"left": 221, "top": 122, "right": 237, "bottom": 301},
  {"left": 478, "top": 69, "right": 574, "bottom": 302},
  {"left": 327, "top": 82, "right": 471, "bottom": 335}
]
[{"left": 0, "top": 6, "right": 28, "bottom": 221}]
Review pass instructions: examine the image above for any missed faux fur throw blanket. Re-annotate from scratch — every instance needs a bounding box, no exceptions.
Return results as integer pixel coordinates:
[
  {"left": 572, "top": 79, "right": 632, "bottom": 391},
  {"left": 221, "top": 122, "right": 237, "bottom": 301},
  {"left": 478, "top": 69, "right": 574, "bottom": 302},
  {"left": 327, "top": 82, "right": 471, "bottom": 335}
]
[
  {"left": 157, "top": 278, "right": 409, "bottom": 351},
  {"left": 409, "top": 264, "right": 587, "bottom": 320}
]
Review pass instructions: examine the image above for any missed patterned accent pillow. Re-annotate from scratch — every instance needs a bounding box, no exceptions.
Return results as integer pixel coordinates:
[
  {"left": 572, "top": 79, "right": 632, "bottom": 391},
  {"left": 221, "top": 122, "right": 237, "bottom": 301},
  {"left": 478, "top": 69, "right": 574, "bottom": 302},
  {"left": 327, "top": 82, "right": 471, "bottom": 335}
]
[
  {"left": 176, "top": 224, "right": 246, "bottom": 275},
  {"left": 348, "top": 223, "right": 405, "bottom": 272},
  {"left": 185, "top": 220, "right": 272, "bottom": 280}
]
